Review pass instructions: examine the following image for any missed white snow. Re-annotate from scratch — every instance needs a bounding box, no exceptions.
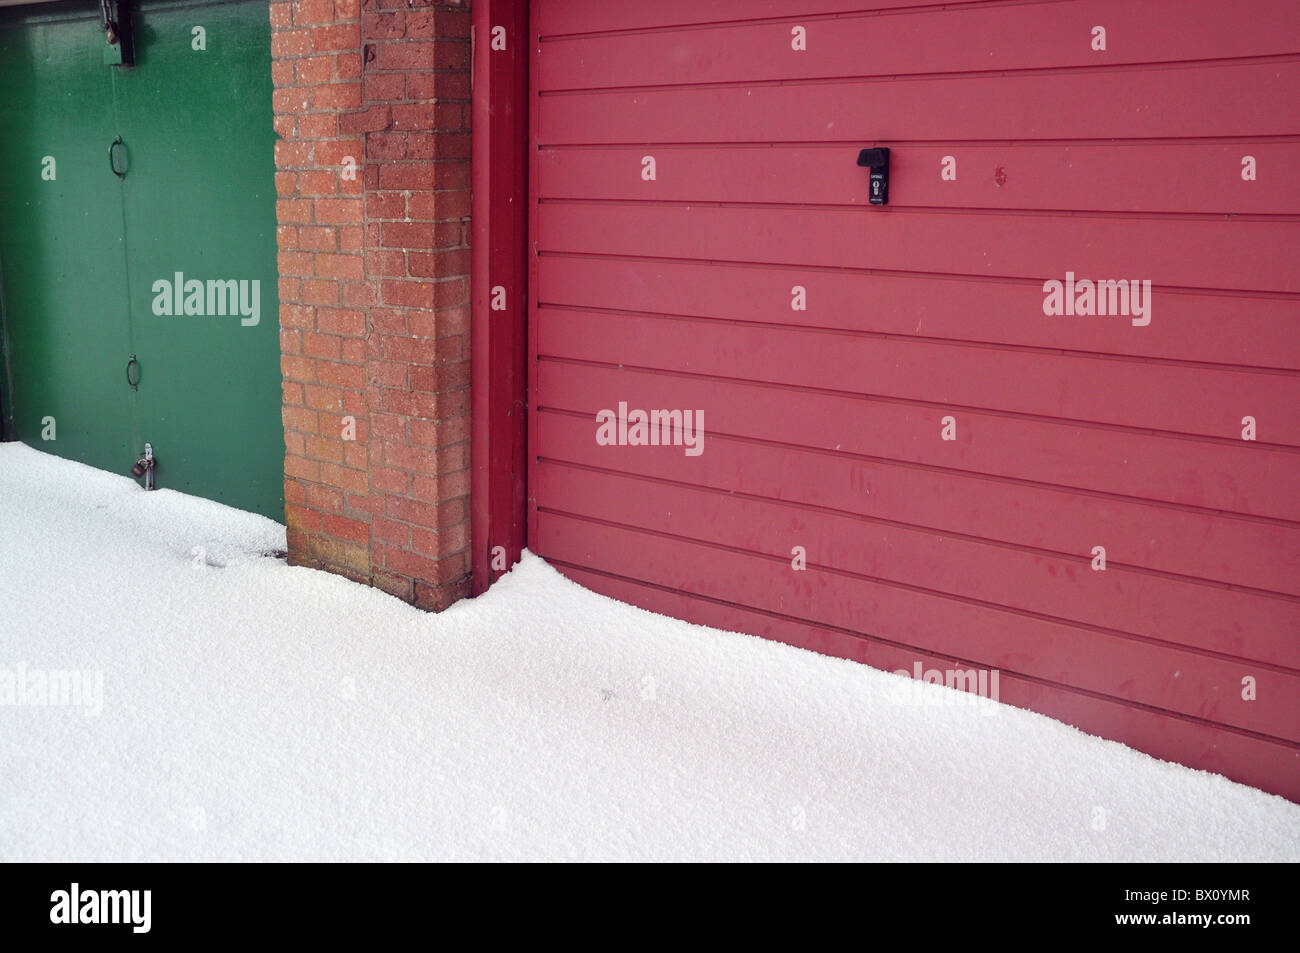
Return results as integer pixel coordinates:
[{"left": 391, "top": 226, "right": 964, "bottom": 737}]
[{"left": 0, "top": 441, "right": 1296, "bottom": 861}]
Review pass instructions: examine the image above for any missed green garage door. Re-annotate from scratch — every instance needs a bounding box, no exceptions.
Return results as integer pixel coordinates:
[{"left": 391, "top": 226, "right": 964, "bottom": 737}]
[{"left": 0, "top": 0, "right": 283, "bottom": 521}]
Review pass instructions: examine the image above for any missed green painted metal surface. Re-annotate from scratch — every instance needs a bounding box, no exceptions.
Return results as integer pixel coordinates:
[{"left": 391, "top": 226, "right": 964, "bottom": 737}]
[{"left": 0, "top": 0, "right": 283, "bottom": 521}]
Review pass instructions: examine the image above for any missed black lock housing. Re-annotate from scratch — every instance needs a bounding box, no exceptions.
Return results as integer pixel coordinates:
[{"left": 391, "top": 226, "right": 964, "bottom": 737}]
[{"left": 857, "top": 147, "right": 890, "bottom": 205}]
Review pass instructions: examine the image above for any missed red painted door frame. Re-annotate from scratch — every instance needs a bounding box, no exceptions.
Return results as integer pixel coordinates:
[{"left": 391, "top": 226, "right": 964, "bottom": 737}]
[{"left": 470, "top": 0, "right": 530, "bottom": 594}]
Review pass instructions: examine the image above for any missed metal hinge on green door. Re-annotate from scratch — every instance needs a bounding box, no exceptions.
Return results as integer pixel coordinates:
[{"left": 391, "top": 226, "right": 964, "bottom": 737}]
[{"left": 100, "top": 0, "right": 134, "bottom": 66}]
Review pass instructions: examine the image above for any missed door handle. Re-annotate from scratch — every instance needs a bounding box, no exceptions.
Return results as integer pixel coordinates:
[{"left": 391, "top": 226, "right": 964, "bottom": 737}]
[
  {"left": 126, "top": 354, "right": 140, "bottom": 391},
  {"left": 109, "top": 136, "right": 127, "bottom": 179}
]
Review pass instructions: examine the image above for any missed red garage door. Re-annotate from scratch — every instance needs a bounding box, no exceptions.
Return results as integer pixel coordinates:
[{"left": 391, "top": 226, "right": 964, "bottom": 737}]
[{"left": 527, "top": 0, "right": 1300, "bottom": 799}]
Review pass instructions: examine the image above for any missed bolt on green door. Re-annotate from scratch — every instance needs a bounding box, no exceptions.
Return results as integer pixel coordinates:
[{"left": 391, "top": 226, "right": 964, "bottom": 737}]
[{"left": 0, "top": 0, "right": 284, "bottom": 522}]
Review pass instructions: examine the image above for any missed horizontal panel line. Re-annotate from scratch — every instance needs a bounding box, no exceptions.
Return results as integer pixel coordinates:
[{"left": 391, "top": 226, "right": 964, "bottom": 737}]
[
  {"left": 538, "top": 0, "right": 1079, "bottom": 42},
  {"left": 536, "top": 451, "right": 1300, "bottom": 606},
  {"left": 535, "top": 302, "right": 1300, "bottom": 377},
  {"left": 538, "top": 135, "right": 1300, "bottom": 149},
  {"left": 538, "top": 134, "right": 1300, "bottom": 148},
  {"left": 536, "top": 354, "right": 1300, "bottom": 454},
  {"left": 537, "top": 52, "right": 1300, "bottom": 96},
  {"left": 535, "top": 250, "right": 1300, "bottom": 302},
  {"left": 538, "top": 506, "right": 1300, "bottom": 678},
  {"left": 536, "top": 196, "right": 1300, "bottom": 223},
  {"left": 544, "top": 553, "right": 1300, "bottom": 753},
  {"left": 532, "top": 403, "right": 1300, "bottom": 531}
]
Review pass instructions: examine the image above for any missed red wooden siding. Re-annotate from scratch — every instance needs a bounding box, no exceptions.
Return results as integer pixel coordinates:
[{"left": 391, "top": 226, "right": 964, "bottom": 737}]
[{"left": 527, "top": 0, "right": 1300, "bottom": 798}]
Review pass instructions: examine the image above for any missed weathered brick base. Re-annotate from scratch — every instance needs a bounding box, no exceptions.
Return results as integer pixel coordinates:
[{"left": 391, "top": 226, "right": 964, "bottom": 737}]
[{"left": 271, "top": 0, "right": 472, "bottom": 610}]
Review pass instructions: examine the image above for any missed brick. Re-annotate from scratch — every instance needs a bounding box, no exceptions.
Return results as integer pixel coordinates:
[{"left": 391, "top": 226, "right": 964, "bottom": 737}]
[
  {"left": 316, "top": 307, "right": 366, "bottom": 336},
  {"left": 322, "top": 513, "right": 370, "bottom": 545},
  {"left": 285, "top": 453, "right": 320, "bottom": 481},
  {"left": 280, "top": 304, "right": 317, "bottom": 329},
  {"left": 303, "top": 331, "right": 342, "bottom": 360},
  {"left": 412, "top": 521, "right": 468, "bottom": 560},
  {"left": 368, "top": 413, "right": 406, "bottom": 440},
  {"left": 380, "top": 221, "right": 433, "bottom": 250},
  {"left": 318, "top": 360, "right": 366, "bottom": 389},
  {"left": 341, "top": 281, "right": 378, "bottom": 307},
  {"left": 407, "top": 248, "right": 469, "bottom": 279},
  {"left": 277, "top": 197, "right": 313, "bottom": 224},
  {"left": 284, "top": 479, "right": 308, "bottom": 504},
  {"left": 382, "top": 546, "right": 443, "bottom": 584},
  {"left": 363, "top": 11, "right": 405, "bottom": 39},
  {"left": 320, "top": 462, "right": 369, "bottom": 495},
  {"left": 314, "top": 197, "right": 365, "bottom": 223},
  {"left": 370, "top": 466, "right": 408, "bottom": 494},
  {"left": 298, "top": 226, "right": 337, "bottom": 252},
  {"left": 405, "top": 132, "right": 470, "bottom": 160},
  {"left": 270, "top": 2, "right": 293, "bottom": 29},
  {"left": 346, "top": 492, "right": 384, "bottom": 518},
  {"left": 406, "top": 189, "right": 469, "bottom": 221},
  {"left": 278, "top": 250, "right": 315, "bottom": 277},
  {"left": 341, "top": 338, "right": 368, "bottom": 364},
  {"left": 293, "top": 0, "right": 335, "bottom": 26},
  {"left": 286, "top": 502, "right": 323, "bottom": 533},
  {"left": 274, "top": 139, "right": 312, "bottom": 167},
  {"left": 340, "top": 104, "right": 391, "bottom": 134},
  {"left": 314, "top": 81, "right": 363, "bottom": 110},
  {"left": 406, "top": 71, "right": 471, "bottom": 101},
  {"left": 343, "top": 441, "right": 368, "bottom": 471},
  {"left": 273, "top": 87, "right": 312, "bottom": 115},
  {"left": 376, "top": 163, "right": 433, "bottom": 190},
  {"left": 305, "top": 483, "right": 345, "bottom": 511},
  {"left": 301, "top": 278, "right": 340, "bottom": 305},
  {"left": 339, "top": 226, "right": 365, "bottom": 252},
  {"left": 384, "top": 496, "right": 444, "bottom": 529},
  {"left": 297, "top": 112, "right": 338, "bottom": 139},
  {"left": 272, "top": 29, "right": 313, "bottom": 58},
  {"left": 375, "top": 40, "right": 433, "bottom": 71},
  {"left": 281, "top": 354, "right": 317, "bottom": 383},
  {"left": 365, "top": 190, "right": 406, "bottom": 219},
  {"left": 409, "top": 361, "right": 469, "bottom": 393},
  {"left": 372, "top": 569, "right": 413, "bottom": 601},
  {"left": 390, "top": 104, "right": 440, "bottom": 131},
  {"left": 413, "top": 575, "right": 470, "bottom": 612},
  {"left": 408, "top": 416, "right": 467, "bottom": 449},
  {"left": 366, "top": 360, "right": 407, "bottom": 388},
  {"left": 372, "top": 517, "right": 411, "bottom": 546},
  {"left": 377, "top": 279, "right": 436, "bottom": 309},
  {"left": 316, "top": 253, "right": 365, "bottom": 281},
  {"left": 306, "top": 435, "right": 344, "bottom": 464},
  {"left": 312, "top": 23, "right": 361, "bottom": 52},
  {"left": 314, "top": 140, "right": 363, "bottom": 167},
  {"left": 272, "top": 59, "right": 296, "bottom": 87},
  {"left": 363, "top": 73, "right": 406, "bottom": 105},
  {"left": 336, "top": 52, "right": 363, "bottom": 79},
  {"left": 295, "top": 54, "right": 334, "bottom": 85},
  {"left": 411, "top": 467, "right": 470, "bottom": 504}
]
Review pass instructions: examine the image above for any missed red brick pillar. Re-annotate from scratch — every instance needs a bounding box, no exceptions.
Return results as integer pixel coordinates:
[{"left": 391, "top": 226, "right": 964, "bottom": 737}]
[{"left": 270, "top": 0, "right": 473, "bottom": 611}]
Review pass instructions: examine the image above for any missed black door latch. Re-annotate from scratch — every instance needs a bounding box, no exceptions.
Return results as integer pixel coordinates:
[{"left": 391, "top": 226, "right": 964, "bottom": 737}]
[{"left": 857, "top": 147, "right": 890, "bottom": 205}]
